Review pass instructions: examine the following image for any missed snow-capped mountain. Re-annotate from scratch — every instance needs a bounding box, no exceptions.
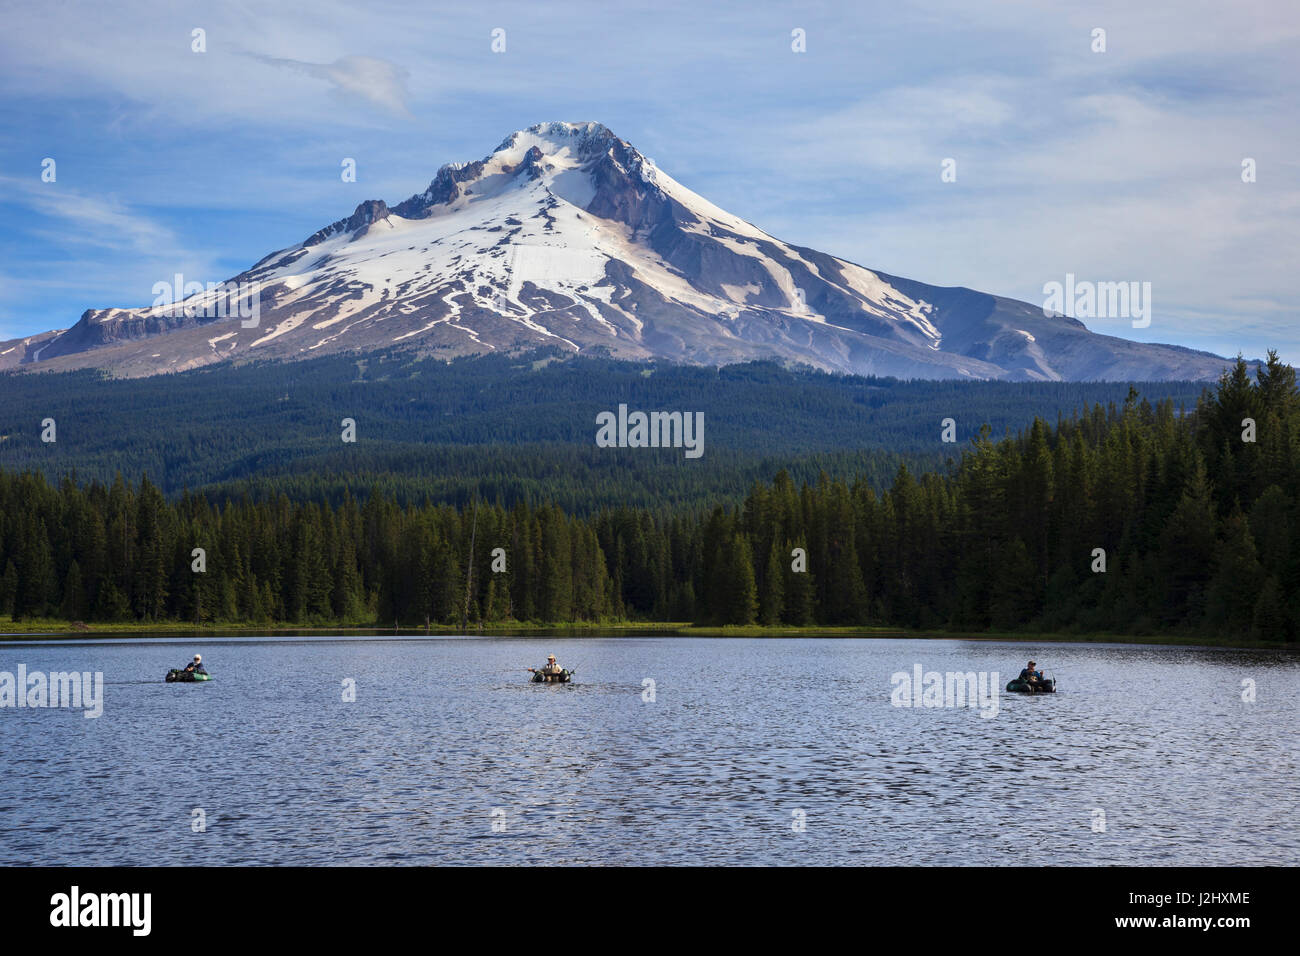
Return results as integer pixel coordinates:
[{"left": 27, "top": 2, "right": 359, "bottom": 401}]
[{"left": 1, "top": 122, "right": 1239, "bottom": 380}]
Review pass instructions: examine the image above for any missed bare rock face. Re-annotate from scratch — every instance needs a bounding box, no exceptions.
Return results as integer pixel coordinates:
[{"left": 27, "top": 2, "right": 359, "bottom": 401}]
[
  {"left": 0, "top": 121, "right": 1241, "bottom": 381},
  {"left": 303, "top": 200, "right": 392, "bottom": 247}
]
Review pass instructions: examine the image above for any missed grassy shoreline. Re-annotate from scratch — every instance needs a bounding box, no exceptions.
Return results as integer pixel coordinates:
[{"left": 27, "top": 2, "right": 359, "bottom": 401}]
[{"left": 0, "top": 618, "right": 1293, "bottom": 650}]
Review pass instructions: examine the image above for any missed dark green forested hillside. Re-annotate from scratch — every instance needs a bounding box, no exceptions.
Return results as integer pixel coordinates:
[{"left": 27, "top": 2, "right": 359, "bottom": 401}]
[
  {"left": 0, "top": 349, "right": 1207, "bottom": 512},
  {"left": 0, "top": 353, "right": 1293, "bottom": 641}
]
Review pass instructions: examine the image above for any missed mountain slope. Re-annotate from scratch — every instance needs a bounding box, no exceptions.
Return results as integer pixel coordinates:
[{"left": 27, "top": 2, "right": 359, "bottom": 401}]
[{"left": 0, "top": 122, "right": 1240, "bottom": 381}]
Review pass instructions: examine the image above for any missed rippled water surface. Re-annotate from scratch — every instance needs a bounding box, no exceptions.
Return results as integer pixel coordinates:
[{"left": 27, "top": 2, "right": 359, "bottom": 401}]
[{"left": 1, "top": 635, "right": 1297, "bottom": 865}]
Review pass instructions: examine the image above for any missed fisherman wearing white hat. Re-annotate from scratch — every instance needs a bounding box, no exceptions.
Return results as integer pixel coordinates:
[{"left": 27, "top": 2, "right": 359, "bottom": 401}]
[{"left": 528, "top": 654, "right": 563, "bottom": 678}]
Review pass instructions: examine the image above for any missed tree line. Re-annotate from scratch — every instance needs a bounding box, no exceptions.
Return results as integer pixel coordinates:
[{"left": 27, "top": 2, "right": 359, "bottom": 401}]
[
  {"left": 0, "top": 348, "right": 1206, "bottom": 511},
  {"left": 0, "top": 353, "right": 1294, "bottom": 640}
]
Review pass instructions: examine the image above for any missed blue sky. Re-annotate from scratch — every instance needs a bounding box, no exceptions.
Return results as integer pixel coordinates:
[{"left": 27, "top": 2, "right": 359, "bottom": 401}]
[{"left": 1, "top": 0, "right": 1296, "bottom": 361}]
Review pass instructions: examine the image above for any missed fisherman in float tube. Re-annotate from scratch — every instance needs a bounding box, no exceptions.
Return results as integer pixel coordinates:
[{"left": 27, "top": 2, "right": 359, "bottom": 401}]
[
  {"left": 182, "top": 654, "right": 207, "bottom": 676},
  {"left": 529, "top": 654, "right": 564, "bottom": 679},
  {"left": 1018, "top": 660, "right": 1044, "bottom": 689}
]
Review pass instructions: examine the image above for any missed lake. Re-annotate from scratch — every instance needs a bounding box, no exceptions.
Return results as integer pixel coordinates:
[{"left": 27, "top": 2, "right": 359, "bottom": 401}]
[{"left": 1, "top": 635, "right": 1297, "bottom": 865}]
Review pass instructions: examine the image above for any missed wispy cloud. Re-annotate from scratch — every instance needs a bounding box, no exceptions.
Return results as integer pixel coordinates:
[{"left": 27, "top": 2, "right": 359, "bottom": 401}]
[
  {"left": 0, "top": 176, "right": 178, "bottom": 252},
  {"left": 0, "top": 177, "right": 220, "bottom": 339},
  {"left": 242, "top": 53, "right": 413, "bottom": 118}
]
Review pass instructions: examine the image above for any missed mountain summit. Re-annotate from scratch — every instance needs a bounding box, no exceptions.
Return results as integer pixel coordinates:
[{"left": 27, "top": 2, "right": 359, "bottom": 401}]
[{"left": 2, "top": 122, "right": 1237, "bottom": 380}]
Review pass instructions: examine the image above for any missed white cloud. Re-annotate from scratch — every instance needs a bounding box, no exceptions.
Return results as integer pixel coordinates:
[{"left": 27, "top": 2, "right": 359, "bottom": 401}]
[
  {"left": 243, "top": 53, "right": 413, "bottom": 117},
  {"left": 0, "top": 176, "right": 178, "bottom": 252}
]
